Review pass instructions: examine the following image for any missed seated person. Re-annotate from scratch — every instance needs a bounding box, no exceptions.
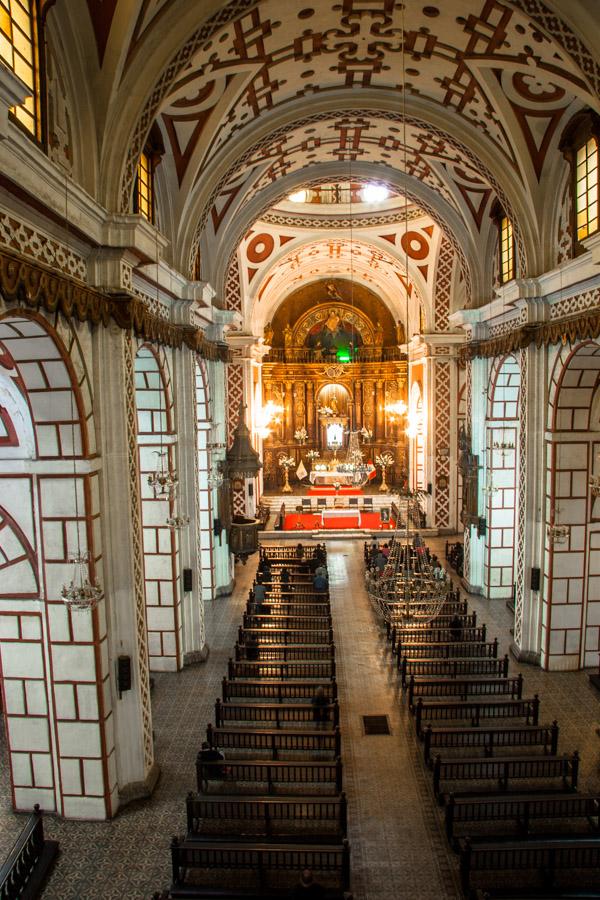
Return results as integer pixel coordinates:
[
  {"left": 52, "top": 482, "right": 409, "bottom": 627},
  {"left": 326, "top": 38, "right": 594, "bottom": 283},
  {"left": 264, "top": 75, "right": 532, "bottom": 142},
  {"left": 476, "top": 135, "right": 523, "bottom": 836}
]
[
  {"left": 253, "top": 581, "right": 266, "bottom": 602},
  {"left": 290, "top": 869, "right": 325, "bottom": 898},
  {"left": 314, "top": 563, "right": 327, "bottom": 579},
  {"left": 280, "top": 567, "right": 291, "bottom": 585},
  {"left": 295, "top": 542, "right": 305, "bottom": 559},
  {"left": 199, "top": 741, "right": 228, "bottom": 788},
  {"left": 313, "top": 572, "right": 328, "bottom": 591}
]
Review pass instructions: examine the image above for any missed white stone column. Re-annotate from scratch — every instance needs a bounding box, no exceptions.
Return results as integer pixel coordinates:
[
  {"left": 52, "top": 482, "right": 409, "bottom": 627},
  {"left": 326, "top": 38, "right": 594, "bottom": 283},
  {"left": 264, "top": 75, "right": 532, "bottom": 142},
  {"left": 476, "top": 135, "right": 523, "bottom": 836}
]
[
  {"left": 93, "top": 325, "right": 158, "bottom": 803},
  {"left": 513, "top": 342, "right": 547, "bottom": 664}
]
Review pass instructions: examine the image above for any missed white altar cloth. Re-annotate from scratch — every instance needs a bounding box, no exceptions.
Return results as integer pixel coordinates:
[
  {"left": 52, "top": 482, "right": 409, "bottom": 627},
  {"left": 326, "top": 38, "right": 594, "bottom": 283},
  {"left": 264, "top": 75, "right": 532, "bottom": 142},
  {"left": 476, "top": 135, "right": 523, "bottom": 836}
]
[
  {"left": 320, "top": 507, "right": 361, "bottom": 527},
  {"left": 309, "top": 470, "right": 354, "bottom": 485}
]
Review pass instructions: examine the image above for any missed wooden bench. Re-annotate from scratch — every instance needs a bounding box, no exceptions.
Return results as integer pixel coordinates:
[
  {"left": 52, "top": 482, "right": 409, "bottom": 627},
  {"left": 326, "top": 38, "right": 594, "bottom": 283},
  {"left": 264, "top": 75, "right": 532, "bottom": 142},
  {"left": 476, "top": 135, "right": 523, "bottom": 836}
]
[
  {"left": 445, "top": 791, "right": 600, "bottom": 843},
  {"left": 228, "top": 659, "right": 336, "bottom": 680},
  {"left": 196, "top": 757, "right": 343, "bottom": 795},
  {"left": 423, "top": 721, "right": 559, "bottom": 764},
  {"left": 458, "top": 834, "right": 600, "bottom": 895},
  {"left": 221, "top": 677, "right": 337, "bottom": 704},
  {"left": 239, "top": 627, "right": 334, "bottom": 646},
  {"left": 385, "top": 599, "right": 469, "bottom": 619},
  {"left": 391, "top": 624, "right": 487, "bottom": 649},
  {"left": 0, "top": 805, "right": 59, "bottom": 900},
  {"left": 234, "top": 643, "right": 335, "bottom": 662},
  {"left": 397, "top": 639, "right": 499, "bottom": 661},
  {"left": 260, "top": 590, "right": 331, "bottom": 602},
  {"left": 414, "top": 695, "right": 540, "bottom": 737},
  {"left": 169, "top": 837, "right": 349, "bottom": 896},
  {"left": 400, "top": 655, "right": 509, "bottom": 686},
  {"left": 247, "top": 602, "right": 331, "bottom": 618},
  {"left": 261, "top": 547, "right": 326, "bottom": 560},
  {"left": 206, "top": 724, "right": 342, "bottom": 759},
  {"left": 432, "top": 751, "right": 579, "bottom": 799},
  {"left": 215, "top": 698, "right": 340, "bottom": 729},
  {"left": 407, "top": 674, "right": 523, "bottom": 708},
  {"left": 186, "top": 792, "right": 348, "bottom": 840},
  {"left": 243, "top": 613, "right": 333, "bottom": 631},
  {"left": 386, "top": 613, "right": 477, "bottom": 638}
]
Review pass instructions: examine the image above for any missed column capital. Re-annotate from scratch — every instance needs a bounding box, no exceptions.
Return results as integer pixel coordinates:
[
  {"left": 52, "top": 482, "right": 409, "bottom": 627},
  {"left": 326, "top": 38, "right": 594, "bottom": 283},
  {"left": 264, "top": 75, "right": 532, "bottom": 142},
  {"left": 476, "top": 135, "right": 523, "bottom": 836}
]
[{"left": 228, "top": 333, "right": 270, "bottom": 361}]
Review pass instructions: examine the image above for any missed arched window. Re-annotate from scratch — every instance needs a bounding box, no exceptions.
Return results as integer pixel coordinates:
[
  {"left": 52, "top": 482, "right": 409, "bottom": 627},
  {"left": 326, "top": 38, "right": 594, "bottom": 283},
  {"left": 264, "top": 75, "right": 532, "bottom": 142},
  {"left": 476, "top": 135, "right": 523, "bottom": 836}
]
[
  {"left": 560, "top": 109, "right": 600, "bottom": 256},
  {"left": 133, "top": 124, "right": 165, "bottom": 223},
  {"left": 0, "top": 0, "right": 41, "bottom": 139},
  {"left": 491, "top": 201, "right": 515, "bottom": 285}
]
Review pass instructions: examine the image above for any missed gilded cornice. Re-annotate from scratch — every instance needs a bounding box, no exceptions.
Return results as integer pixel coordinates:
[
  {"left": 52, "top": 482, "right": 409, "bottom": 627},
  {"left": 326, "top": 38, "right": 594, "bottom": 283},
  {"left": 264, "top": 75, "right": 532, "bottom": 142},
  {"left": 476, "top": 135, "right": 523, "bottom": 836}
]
[
  {"left": 461, "top": 309, "right": 600, "bottom": 360},
  {"left": 0, "top": 247, "right": 230, "bottom": 362}
]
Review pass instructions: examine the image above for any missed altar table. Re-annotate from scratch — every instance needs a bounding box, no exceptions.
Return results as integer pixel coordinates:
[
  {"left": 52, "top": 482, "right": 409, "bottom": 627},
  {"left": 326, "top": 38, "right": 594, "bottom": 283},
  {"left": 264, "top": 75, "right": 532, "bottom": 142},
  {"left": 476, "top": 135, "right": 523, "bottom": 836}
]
[
  {"left": 309, "top": 470, "right": 354, "bottom": 486},
  {"left": 320, "top": 507, "right": 362, "bottom": 527}
]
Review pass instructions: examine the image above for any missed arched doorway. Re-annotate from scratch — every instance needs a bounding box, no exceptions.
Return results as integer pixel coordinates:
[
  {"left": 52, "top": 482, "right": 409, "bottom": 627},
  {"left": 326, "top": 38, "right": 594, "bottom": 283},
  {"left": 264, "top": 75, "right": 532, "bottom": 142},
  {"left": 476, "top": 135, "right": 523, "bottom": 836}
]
[
  {"left": 484, "top": 355, "right": 521, "bottom": 600},
  {"left": 134, "top": 345, "right": 182, "bottom": 672},
  {"left": 0, "top": 312, "right": 115, "bottom": 817},
  {"left": 543, "top": 340, "right": 600, "bottom": 669}
]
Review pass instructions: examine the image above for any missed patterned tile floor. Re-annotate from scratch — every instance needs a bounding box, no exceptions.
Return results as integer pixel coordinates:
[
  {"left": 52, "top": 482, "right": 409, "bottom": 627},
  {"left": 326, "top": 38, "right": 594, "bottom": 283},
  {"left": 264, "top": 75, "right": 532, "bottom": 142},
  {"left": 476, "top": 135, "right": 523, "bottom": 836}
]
[{"left": 0, "top": 538, "right": 599, "bottom": 899}]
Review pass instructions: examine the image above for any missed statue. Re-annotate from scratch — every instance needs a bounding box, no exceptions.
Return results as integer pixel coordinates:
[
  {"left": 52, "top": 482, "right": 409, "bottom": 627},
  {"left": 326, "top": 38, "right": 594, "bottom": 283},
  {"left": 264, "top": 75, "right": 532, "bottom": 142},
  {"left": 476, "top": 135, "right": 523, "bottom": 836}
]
[
  {"left": 374, "top": 320, "right": 384, "bottom": 346},
  {"left": 283, "top": 323, "right": 293, "bottom": 347},
  {"left": 330, "top": 393, "right": 339, "bottom": 414},
  {"left": 458, "top": 425, "right": 479, "bottom": 527},
  {"left": 326, "top": 281, "right": 344, "bottom": 303},
  {"left": 264, "top": 321, "right": 274, "bottom": 345},
  {"left": 395, "top": 319, "right": 406, "bottom": 344}
]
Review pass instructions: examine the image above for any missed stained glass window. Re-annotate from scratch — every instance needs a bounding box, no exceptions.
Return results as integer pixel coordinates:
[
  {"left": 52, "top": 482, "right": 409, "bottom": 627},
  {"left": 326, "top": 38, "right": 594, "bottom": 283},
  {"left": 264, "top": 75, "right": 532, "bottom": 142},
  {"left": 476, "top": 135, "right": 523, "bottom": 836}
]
[{"left": 575, "top": 137, "right": 598, "bottom": 241}]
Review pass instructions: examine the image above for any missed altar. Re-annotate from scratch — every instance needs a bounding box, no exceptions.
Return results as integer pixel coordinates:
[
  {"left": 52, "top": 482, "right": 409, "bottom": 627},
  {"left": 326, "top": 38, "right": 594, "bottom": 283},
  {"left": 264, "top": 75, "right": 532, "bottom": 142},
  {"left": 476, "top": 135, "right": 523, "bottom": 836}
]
[
  {"left": 309, "top": 469, "right": 354, "bottom": 486},
  {"left": 320, "top": 507, "right": 362, "bottom": 527}
]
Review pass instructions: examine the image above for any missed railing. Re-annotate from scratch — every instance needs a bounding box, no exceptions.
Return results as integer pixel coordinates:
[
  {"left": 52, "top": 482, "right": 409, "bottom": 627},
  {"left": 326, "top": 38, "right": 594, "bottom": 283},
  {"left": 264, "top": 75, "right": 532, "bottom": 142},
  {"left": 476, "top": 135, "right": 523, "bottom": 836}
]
[
  {"left": 0, "top": 805, "right": 58, "bottom": 900},
  {"left": 265, "top": 346, "right": 406, "bottom": 364}
]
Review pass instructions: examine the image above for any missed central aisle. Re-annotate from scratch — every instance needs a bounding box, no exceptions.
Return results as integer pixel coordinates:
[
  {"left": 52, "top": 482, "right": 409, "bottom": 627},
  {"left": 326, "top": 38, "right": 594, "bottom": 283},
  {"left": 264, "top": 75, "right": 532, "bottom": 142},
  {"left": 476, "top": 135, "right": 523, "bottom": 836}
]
[{"left": 326, "top": 540, "right": 462, "bottom": 899}]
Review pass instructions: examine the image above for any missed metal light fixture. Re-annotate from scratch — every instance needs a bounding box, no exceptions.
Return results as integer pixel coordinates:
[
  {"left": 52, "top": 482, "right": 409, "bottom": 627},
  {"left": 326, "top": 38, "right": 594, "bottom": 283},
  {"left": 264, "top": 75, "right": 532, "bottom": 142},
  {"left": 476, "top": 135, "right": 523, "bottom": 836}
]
[
  {"left": 547, "top": 523, "right": 569, "bottom": 544},
  {"left": 148, "top": 449, "right": 178, "bottom": 498},
  {"left": 62, "top": 551, "right": 104, "bottom": 612},
  {"left": 166, "top": 514, "right": 190, "bottom": 531}
]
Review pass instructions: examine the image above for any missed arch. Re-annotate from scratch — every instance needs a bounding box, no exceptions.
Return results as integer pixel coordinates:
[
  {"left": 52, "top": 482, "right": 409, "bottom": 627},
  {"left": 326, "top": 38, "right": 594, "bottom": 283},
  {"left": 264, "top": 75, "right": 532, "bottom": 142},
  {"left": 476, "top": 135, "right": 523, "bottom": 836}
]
[
  {"left": 543, "top": 339, "right": 600, "bottom": 670},
  {"left": 0, "top": 310, "right": 114, "bottom": 818},
  {"left": 134, "top": 343, "right": 182, "bottom": 673},
  {"left": 195, "top": 357, "right": 214, "bottom": 603},
  {"left": 483, "top": 355, "right": 521, "bottom": 601}
]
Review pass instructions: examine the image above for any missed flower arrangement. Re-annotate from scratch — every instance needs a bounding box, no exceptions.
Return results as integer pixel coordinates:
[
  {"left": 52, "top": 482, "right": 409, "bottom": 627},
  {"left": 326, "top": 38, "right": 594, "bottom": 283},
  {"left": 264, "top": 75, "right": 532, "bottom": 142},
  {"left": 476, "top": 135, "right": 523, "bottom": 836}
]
[
  {"left": 359, "top": 426, "right": 373, "bottom": 440},
  {"left": 294, "top": 427, "right": 308, "bottom": 443},
  {"left": 278, "top": 454, "right": 296, "bottom": 469},
  {"left": 318, "top": 405, "right": 334, "bottom": 417},
  {"left": 306, "top": 449, "right": 320, "bottom": 461},
  {"left": 375, "top": 451, "right": 394, "bottom": 493}
]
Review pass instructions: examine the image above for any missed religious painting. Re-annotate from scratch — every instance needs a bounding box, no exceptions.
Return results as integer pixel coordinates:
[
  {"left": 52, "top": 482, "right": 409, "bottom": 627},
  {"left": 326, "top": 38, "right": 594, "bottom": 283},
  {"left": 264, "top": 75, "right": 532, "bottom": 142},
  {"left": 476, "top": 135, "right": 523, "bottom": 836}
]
[{"left": 305, "top": 311, "right": 364, "bottom": 359}]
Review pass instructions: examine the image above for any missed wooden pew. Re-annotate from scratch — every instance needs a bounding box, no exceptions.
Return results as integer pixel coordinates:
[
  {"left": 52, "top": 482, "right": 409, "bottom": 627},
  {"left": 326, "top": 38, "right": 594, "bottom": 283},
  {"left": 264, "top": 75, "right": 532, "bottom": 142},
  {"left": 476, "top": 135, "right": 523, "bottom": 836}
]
[
  {"left": 238, "top": 626, "right": 334, "bottom": 646},
  {"left": 221, "top": 677, "right": 337, "bottom": 704},
  {"left": 407, "top": 673, "right": 523, "bottom": 708},
  {"left": 260, "top": 546, "right": 326, "bottom": 560},
  {"left": 386, "top": 612, "right": 477, "bottom": 637},
  {"left": 458, "top": 834, "right": 600, "bottom": 895},
  {"left": 397, "top": 638, "right": 499, "bottom": 661},
  {"left": 259, "top": 589, "right": 330, "bottom": 602},
  {"left": 423, "top": 721, "right": 559, "bottom": 764},
  {"left": 445, "top": 791, "right": 600, "bottom": 843},
  {"left": 246, "top": 602, "right": 331, "bottom": 618},
  {"left": 196, "top": 757, "right": 343, "bottom": 795},
  {"left": 169, "top": 837, "right": 349, "bottom": 897},
  {"left": 215, "top": 698, "right": 340, "bottom": 729},
  {"left": 400, "top": 655, "right": 509, "bottom": 687},
  {"left": 414, "top": 695, "right": 540, "bottom": 737},
  {"left": 385, "top": 599, "right": 468, "bottom": 619},
  {"left": 228, "top": 658, "right": 336, "bottom": 680},
  {"left": 234, "top": 643, "right": 335, "bottom": 662},
  {"left": 0, "top": 805, "right": 58, "bottom": 899},
  {"left": 206, "top": 723, "right": 342, "bottom": 760},
  {"left": 243, "top": 613, "right": 333, "bottom": 631},
  {"left": 432, "top": 750, "right": 579, "bottom": 799},
  {"left": 391, "top": 624, "right": 487, "bottom": 649},
  {"left": 186, "top": 791, "right": 348, "bottom": 840}
]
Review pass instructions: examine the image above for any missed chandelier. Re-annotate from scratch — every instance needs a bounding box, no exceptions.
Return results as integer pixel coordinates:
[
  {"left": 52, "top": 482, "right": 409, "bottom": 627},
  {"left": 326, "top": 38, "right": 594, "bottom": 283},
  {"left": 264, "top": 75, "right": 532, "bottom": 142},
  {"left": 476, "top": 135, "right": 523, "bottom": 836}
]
[
  {"left": 590, "top": 474, "right": 600, "bottom": 498},
  {"left": 207, "top": 467, "right": 224, "bottom": 489},
  {"left": 547, "top": 523, "right": 569, "bottom": 544},
  {"left": 148, "top": 449, "right": 178, "bottom": 498},
  {"left": 167, "top": 514, "right": 190, "bottom": 531},
  {"left": 61, "top": 553, "right": 104, "bottom": 612}
]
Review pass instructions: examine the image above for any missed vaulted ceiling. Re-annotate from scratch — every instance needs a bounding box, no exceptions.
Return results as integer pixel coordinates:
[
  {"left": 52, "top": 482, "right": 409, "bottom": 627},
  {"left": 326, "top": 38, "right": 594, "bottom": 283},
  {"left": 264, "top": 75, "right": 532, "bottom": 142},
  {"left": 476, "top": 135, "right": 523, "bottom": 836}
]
[{"left": 46, "top": 0, "right": 600, "bottom": 304}]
